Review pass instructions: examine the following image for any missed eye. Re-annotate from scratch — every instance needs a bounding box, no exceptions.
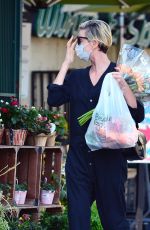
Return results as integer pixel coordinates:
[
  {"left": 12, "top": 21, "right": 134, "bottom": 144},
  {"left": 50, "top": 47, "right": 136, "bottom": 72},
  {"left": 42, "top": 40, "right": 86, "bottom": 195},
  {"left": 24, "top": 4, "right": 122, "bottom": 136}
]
[{"left": 77, "top": 36, "right": 88, "bottom": 45}]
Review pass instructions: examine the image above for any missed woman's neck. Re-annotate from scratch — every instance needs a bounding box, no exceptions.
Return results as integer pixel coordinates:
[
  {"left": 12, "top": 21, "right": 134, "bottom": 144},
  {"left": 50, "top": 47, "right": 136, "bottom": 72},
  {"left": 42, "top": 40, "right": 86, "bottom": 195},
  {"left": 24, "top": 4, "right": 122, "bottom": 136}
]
[{"left": 90, "top": 51, "right": 111, "bottom": 74}]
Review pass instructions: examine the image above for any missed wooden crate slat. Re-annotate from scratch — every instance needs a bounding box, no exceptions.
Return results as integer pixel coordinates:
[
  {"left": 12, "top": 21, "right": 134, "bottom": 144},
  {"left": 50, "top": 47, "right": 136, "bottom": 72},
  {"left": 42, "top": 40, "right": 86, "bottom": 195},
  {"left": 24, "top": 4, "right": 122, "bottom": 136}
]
[
  {"left": 27, "top": 149, "right": 39, "bottom": 200},
  {"left": 17, "top": 149, "right": 29, "bottom": 184}
]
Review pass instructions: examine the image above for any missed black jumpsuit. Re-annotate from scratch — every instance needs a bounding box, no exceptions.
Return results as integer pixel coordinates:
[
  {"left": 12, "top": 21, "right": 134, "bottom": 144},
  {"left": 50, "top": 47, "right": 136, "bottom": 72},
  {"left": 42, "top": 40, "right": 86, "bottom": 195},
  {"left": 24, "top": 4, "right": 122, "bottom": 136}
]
[{"left": 47, "top": 62, "right": 144, "bottom": 230}]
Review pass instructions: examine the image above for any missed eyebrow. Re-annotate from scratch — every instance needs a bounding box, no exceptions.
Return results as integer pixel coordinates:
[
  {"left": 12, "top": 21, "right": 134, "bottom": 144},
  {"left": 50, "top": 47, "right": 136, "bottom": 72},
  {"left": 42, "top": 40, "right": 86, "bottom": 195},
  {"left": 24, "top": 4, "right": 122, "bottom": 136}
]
[{"left": 77, "top": 36, "right": 88, "bottom": 40}]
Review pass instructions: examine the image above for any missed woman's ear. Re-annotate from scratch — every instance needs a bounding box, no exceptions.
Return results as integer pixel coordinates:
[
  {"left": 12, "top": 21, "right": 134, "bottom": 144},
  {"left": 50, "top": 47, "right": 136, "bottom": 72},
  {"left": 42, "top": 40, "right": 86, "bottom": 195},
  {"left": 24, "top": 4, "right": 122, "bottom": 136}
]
[{"left": 91, "top": 40, "right": 99, "bottom": 49}]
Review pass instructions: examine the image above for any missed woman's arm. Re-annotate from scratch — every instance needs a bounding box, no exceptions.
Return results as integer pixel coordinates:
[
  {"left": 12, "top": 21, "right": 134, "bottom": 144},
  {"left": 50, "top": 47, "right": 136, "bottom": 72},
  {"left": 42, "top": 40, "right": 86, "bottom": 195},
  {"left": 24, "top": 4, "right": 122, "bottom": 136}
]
[
  {"left": 112, "top": 71, "right": 145, "bottom": 123},
  {"left": 47, "top": 36, "right": 77, "bottom": 107},
  {"left": 112, "top": 71, "right": 137, "bottom": 108},
  {"left": 128, "top": 99, "right": 145, "bottom": 123},
  {"left": 53, "top": 36, "right": 77, "bottom": 85}
]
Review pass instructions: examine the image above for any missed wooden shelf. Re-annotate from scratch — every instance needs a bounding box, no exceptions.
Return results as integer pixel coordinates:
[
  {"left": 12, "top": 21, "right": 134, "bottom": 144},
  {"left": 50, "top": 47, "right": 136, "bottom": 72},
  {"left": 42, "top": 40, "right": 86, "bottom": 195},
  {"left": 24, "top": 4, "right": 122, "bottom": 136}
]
[
  {"left": 0, "top": 145, "right": 63, "bottom": 216},
  {"left": 6, "top": 200, "right": 62, "bottom": 209},
  {"left": 0, "top": 145, "right": 63, "bottom": 150}
]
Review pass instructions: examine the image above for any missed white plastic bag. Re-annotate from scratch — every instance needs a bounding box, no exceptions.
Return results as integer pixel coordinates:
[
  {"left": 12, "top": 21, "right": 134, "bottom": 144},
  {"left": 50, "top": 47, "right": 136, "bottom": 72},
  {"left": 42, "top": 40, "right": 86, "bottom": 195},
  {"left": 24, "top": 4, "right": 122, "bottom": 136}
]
[{"left": 85, "top": 73, "right": 138, "bottom": 151}]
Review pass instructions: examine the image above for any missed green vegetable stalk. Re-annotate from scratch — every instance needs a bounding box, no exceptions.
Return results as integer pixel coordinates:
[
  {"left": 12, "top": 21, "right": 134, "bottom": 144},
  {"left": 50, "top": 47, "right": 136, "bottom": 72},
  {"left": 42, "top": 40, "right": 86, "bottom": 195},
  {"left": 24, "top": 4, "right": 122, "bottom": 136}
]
[{"left": 78, "top": 109, "right": 94, "bottom": 126}]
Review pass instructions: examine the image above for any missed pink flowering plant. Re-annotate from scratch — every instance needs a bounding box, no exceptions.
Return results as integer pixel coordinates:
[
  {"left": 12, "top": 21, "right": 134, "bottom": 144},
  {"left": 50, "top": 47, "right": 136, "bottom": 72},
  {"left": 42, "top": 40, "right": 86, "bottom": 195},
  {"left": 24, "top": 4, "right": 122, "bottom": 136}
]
[
  {"left": 39, "top": 109, "right": 68, "bottom": 137},
  {"left": 25, "top": 107, "right": 51, "bottom": 135}
]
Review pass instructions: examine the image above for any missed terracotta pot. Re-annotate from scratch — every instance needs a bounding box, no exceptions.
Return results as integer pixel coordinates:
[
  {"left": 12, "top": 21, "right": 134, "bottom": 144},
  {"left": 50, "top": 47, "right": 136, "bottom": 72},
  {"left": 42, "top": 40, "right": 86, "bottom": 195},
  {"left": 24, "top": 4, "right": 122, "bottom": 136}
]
[
  {"left": 33, "top": 133, "right": 48, "bottom": 146},
  {"left": 5, "top": 129, "right": 27, "bottom": 146},
  {"left": 40, "top": 190, "right": 55, "bottom": 205},
  {"left": 14, "top": 190, "right": 27, "bottom": 205},
  {"left": 46, "top": 132, "right": 56, "bottom": 147}
]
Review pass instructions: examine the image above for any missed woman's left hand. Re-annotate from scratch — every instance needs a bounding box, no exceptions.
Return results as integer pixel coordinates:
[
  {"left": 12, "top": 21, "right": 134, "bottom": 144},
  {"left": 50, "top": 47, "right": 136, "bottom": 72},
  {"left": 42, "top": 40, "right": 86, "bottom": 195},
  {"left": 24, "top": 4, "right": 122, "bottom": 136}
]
[
  {"left": 112, "top": 66, "right": 137, "bottom": 108},
  {"left": 112, "top": 67, "right": 128, "bottom": 93}
]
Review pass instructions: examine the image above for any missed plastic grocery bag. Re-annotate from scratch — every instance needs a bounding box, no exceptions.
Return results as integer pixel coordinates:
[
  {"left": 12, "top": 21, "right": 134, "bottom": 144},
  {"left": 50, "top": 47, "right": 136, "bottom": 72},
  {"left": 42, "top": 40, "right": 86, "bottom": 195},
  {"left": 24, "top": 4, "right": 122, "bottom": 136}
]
[{"left": 85, "top": 73, "right": 138, "bottom": 151}]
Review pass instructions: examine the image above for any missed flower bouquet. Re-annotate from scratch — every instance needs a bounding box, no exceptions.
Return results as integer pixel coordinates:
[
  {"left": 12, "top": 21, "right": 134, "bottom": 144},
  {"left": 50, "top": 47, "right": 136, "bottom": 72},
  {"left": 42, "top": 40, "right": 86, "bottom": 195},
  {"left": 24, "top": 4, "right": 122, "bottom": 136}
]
[
  {"left": 117, "top": 44, "right": 150, "bottom": 98},
  {"left": 78, "top": 44, "right": 150, "bottom": 126}
]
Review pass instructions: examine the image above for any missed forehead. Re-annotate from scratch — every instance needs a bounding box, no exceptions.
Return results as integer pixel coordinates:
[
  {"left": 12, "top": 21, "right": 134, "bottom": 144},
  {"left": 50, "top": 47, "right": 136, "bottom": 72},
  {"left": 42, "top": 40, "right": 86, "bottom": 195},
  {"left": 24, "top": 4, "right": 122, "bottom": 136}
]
[{"left": 78, "top": 29, "right": 87, "bottom": 36}]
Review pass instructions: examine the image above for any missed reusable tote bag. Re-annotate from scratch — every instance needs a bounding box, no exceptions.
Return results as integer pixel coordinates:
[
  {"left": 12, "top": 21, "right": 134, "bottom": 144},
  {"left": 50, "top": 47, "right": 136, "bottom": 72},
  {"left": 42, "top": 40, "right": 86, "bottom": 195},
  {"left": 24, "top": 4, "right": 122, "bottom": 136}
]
[{"left": 85, "top": 73, "right": 138, "bottom": 151}]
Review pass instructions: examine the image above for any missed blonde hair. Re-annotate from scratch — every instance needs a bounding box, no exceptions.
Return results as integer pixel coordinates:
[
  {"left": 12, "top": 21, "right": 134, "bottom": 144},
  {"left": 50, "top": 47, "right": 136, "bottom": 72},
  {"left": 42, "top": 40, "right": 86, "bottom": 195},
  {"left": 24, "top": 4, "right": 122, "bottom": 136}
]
[{"left": 79, "top": 20, "right": 112, "bottom": 53}]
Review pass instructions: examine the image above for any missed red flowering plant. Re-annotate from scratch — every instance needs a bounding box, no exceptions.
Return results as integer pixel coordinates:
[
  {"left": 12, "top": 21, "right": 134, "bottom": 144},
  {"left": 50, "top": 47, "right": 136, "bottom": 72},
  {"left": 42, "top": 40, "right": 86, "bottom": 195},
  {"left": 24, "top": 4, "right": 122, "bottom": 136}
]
[{"left": 0, "top": 97, "right": 28, "bottom": 130}]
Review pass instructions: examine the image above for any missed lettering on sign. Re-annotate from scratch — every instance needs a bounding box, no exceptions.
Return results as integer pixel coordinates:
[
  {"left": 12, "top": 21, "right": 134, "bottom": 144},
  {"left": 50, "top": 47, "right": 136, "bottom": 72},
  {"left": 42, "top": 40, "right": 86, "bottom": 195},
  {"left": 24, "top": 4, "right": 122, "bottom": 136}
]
[
  {"left": 33, "top": 4, "right": 95, "bottom": 38},
  {"left": 33, "top": 5, "right": 150, "bottom": 48}
]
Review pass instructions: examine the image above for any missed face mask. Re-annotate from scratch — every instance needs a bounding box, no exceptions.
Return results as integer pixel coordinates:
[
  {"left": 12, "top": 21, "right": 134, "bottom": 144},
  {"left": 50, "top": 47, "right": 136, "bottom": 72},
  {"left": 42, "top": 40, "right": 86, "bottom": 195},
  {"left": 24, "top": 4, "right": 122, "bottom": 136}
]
[{"left": 75, "top": 44, "right": 91, "bottom": 62}]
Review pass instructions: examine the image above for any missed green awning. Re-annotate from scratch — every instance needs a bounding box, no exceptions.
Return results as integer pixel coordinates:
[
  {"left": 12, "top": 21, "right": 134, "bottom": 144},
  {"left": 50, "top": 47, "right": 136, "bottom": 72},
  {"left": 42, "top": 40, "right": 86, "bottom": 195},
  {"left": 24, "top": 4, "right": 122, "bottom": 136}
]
[
  {"left": 61, "top": 0, "right": 150, "bottom": 4},
  {"left": 61, "top": 0, "right": 150, "bottom": 13}
]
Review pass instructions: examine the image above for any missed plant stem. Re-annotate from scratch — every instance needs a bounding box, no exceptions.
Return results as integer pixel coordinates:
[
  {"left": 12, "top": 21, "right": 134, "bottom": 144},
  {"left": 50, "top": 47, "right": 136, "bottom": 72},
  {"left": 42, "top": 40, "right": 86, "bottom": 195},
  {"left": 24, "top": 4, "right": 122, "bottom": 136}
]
[{"left": 78, "top": 109, "right": 94, "bottom": 126}]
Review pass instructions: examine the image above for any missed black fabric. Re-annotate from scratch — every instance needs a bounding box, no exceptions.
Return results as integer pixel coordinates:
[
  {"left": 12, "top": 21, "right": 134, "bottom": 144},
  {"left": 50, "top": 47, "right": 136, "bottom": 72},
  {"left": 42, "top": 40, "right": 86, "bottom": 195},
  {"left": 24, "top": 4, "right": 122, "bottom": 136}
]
[{"left": 47, "top": 62, "right": 145, "bottom": 230}]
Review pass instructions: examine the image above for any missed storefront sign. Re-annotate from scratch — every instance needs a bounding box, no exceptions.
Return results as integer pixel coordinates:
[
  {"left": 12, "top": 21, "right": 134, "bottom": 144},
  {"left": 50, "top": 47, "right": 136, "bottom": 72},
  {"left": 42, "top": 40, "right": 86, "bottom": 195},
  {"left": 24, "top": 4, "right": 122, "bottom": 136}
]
[
  {"left": 33, "top": 5, "right": 150, "bottom": 48},
  {"left": 33, "top": 4, "right": 94, "bottom": 38},
  {"left": 125, "top": 19, "right": 150, "bottom": 47}
]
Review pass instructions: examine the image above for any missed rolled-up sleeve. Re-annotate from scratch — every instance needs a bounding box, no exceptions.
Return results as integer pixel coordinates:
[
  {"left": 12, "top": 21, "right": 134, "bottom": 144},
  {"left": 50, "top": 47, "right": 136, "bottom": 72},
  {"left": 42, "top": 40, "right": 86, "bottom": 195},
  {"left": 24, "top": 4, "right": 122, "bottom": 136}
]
[
  {"left": 128, "top": 99, "right": 145, "bottom": 123},
  {"left": 47, "top": 75, "right": 71, "bottom": 107}
]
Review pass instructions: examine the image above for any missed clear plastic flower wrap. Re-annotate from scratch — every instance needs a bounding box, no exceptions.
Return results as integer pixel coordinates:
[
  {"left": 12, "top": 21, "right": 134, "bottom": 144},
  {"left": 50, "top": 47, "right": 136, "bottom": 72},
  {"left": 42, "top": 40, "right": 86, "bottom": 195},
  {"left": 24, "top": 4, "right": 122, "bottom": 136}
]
[{"left": 117, "top": 44, "right": 150, "bottom": 100}]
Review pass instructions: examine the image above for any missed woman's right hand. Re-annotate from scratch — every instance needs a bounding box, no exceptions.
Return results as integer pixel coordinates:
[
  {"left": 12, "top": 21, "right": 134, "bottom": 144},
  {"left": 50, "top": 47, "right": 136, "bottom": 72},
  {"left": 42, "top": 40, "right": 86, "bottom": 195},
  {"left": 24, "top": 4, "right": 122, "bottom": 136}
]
[
  {"left": 64, "top": 36, "right": 77, "bottom": 65},
  {"left": 53, "top": 36, "right": 77, "bottom": 85}
]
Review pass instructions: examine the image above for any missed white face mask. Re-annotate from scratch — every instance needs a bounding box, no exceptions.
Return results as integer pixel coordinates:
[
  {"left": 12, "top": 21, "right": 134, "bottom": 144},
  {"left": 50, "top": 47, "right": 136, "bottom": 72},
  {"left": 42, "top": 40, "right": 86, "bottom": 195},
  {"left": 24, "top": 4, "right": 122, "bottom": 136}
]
[{"left": 75, "top": 44, "right": 91, "bottom": 62}]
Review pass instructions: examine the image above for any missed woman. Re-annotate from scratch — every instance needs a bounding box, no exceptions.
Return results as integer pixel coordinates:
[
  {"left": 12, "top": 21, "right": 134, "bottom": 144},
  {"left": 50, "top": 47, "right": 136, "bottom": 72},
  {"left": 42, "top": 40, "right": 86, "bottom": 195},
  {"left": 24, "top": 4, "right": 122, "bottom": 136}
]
[{"left": 47, "top": 20, "right": 144, "bottom": 230}]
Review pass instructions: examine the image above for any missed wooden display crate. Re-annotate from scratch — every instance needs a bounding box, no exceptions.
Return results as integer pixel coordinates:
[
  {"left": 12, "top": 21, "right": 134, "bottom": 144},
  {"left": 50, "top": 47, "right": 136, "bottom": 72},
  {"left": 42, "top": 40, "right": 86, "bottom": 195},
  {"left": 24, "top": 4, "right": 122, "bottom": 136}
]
[{"left": 0, "top": 145, "right": 63, "bottom": 216}]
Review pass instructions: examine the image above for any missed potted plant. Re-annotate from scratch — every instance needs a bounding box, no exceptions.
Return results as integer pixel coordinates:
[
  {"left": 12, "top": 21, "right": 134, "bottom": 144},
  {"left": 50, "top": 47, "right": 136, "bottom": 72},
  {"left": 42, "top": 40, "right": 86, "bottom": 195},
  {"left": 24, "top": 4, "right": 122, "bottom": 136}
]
[
  {"left": 0, "top": 97, "right": 28, "bottom": 145},
  {"left": 39, "top": 109, "right": 69, "bottom": 146},
  {"left": 40, "top": 177, "right": 55, "bottom": 205},
  {"left": 41, "top": 172, "right": 60, "bottom": 205},
  {"left": 14, "top": 181, "right": 27, "bottom": 205},
  {"left": 25, "top": 107, "right": 52, "bottom": 146}
]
